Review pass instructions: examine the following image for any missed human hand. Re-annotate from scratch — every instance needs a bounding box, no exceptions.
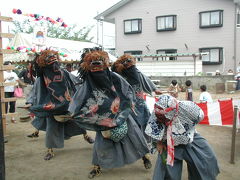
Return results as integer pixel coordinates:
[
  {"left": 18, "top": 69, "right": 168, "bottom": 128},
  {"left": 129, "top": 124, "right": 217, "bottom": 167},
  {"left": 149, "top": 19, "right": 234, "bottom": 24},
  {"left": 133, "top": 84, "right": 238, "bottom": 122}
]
[
  {"left": 156, "top": 141, "right": 167, "bottom": 154},
  {"left": 155, "top": 89, "right": 162, "bottom": 95}
]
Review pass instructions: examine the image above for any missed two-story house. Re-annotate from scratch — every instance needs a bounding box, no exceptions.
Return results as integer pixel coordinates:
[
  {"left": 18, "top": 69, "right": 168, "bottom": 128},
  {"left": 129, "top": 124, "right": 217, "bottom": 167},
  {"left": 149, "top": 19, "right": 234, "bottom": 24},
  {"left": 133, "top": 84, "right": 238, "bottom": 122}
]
[{"left": 95, "top": 0, "right": 240, "bottom": 75}]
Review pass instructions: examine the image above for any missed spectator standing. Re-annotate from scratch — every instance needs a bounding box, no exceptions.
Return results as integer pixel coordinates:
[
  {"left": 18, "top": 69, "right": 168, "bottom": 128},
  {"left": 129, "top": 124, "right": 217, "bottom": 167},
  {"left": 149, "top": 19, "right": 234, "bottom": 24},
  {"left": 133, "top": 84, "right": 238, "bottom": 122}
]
[
  {"left": 215, "top": 70, "right": 221, "bottom": 76},
  {"left": 185, "top": 80, "right": 193, "bottom": 101},
  {"left": 18, "top": 63, "right": 35, "bottom": 97},
  {"left": 199, "top": 85, "right": 213, "bottom": 103},
  {"left": 227, "top": 69, "right": 234, "bottom": 75},
  {"left": 66, "top": 63, "right": 80, "bottom": 77},
  {"left": 66, "top": 63, "right": 73, "bottom": 73},
  {"left": 235, "top": 70, "right": 240, "bottom": 91},
  {"left": 71, "top": 65, "right": 79, "bottom": 77},
  {"left": 3, "top": 61, "right": 19, "bottom": 123}
]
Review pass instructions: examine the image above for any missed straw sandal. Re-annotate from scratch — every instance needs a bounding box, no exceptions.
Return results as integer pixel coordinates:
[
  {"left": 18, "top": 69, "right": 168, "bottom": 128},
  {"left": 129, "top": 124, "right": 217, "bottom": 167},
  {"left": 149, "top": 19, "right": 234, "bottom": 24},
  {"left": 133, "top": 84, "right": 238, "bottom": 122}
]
[
  {"left": 44, "top": 148, "right": 54, "bottom": 160},
  {"left": 142, "top": 154, "right": 152, "bottom": 169},
  {"left": 88, "top": 165, "right": 101, "bottom": 179},
  {"left": 11, "top": 118, "right": 17, "bottom": 123},
  {"left": 84, "top": 134, "right": 95, "bottom": 144},
  {"left": 27, "top": 131, "right": 39, "bottom": 138}
]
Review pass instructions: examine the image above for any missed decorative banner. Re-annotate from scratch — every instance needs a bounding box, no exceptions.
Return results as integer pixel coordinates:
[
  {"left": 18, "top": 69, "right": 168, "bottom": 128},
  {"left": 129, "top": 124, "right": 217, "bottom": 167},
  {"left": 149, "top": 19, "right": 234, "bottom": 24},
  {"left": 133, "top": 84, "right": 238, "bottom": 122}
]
[
  {"left": 6, "top": 46, "right": 68, "bottom": 57},
  {"left": 33, "top": 26, "right": 47, "bottom": 46},
  {"left": 12, "top": 8, "right": 68, "bottom": 28}
]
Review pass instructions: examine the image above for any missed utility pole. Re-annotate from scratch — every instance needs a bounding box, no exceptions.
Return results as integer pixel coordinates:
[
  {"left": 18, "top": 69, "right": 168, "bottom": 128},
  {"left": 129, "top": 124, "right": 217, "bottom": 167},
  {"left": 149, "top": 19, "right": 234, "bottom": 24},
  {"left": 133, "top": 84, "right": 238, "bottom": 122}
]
[
  {"left": 97, "top": 20, "right": 99, "bottom": 45},
  {"left": 96, "top": 12, "right": 99, "bottom": 45},
  {"left": 99, "top": 16, "right": 104, "bottom": 50},
  {"left": 101, "top": 20, "right": 104, "bottom": 49}
]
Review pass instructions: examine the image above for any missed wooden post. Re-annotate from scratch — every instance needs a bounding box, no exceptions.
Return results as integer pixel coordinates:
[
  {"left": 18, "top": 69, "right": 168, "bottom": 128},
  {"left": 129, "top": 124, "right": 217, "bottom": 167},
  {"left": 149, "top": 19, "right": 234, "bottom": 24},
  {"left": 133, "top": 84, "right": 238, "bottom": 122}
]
[
  {"left": 230, "top": 105, "right": 238, "bottom": 164},
  {"left": 0, "top": 13, "right": 7, "bottom": 136},
  {"left": 0, "top": 100, "right": 5, "bottom": 180},
  {"left": 0, "top": 13, "right": 16, "bottom": 179},
  {"left": 0, "top": 12, "right": 5, "bottom": 180},
  {"left": 0, "top": 14, "right": 16, "bottom": 139}
]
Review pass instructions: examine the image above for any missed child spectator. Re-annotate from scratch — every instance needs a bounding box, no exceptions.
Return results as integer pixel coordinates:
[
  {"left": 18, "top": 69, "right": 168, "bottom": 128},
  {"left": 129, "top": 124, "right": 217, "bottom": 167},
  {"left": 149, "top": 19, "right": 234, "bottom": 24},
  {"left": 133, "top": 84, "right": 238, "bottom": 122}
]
[
  {"left": 168, "top": 80, "right": 180, "bottom": 98},
  {"left": 236, "top": 63, "right": 240, "bottom": 90},
  {"left": 227, "top": 69, "right": 234, "bottom": 75},
  {"left": 199, "top": 85, "right": 213, "bottom": 103},
  {"left": 215, "top": 70, "right": 221, "bottom": 76},
  {"left": 185, "top": 80, "right": 193, "bottom": 101}
]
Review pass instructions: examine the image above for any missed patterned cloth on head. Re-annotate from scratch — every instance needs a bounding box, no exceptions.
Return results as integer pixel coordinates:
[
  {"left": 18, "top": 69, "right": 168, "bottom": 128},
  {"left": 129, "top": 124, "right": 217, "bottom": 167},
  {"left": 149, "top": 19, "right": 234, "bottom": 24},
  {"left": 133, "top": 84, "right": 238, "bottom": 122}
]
[{"left": 145, "top": 94, "right": 204, "bottom": 166}]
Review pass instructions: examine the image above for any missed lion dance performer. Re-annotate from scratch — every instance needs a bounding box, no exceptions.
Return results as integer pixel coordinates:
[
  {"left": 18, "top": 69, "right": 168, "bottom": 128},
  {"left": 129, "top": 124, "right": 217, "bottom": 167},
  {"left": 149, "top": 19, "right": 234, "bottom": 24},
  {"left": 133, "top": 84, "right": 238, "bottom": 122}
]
[
  {"left": 111, "top": 54, "right": 162, "bottom": 132},
  {"left": 111, "top": 54, "right": 162, "bottom": 164},
  {"left": 68, "top": 48, "right": 151, "bottom": 179},
  {"left": 145, "top": 94, "right": 220, "bottom": 180},
  {"left": 27, "top": 49, "right": 94, "bottom": 160}
]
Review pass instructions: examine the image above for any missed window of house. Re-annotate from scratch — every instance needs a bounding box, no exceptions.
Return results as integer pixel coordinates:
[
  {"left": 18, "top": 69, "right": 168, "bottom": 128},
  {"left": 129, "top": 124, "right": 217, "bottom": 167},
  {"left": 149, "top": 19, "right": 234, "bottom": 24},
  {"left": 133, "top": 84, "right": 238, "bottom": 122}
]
[
  {"left": 199, "top": 10, "right": 223, "bottom": 28},
  {"left": 156, "top": 49, "right": 177, "bottom": 60},
  {"left": 124, "top": 19, "right": 142, "bottom": 34},
  {"left": 156, "top": 15, "right": 177, "bottom": 31},
  {"left": 199, "top": 47, "right": 223, "bottom": 65},
  {"left": 124, "top": 50, "right": 143, "bottom": 61}
]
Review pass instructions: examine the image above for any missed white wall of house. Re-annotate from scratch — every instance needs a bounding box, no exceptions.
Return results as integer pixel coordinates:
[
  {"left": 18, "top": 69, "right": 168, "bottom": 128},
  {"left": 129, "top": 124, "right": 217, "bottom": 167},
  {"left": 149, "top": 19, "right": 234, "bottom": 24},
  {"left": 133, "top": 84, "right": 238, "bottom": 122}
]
[
  {"left": 104, "top": 0, "right": 239, "bottom": 74},
  {"left": 136, "top": 59, "right": 202, "bottom": 76}
]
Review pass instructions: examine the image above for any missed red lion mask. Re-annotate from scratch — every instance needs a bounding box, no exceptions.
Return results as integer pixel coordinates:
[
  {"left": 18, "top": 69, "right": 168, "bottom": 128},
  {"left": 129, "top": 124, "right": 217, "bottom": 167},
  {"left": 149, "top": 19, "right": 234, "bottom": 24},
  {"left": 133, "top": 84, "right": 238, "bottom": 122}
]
[
  {"left": 113, "top": 54, "right": 136, "bottom": 73},
  {"left": 81, "top": 50, "right": 110, "bottom": 72},
  {"left": 36, "top": 49, "right": 60, "bottom": 67}
]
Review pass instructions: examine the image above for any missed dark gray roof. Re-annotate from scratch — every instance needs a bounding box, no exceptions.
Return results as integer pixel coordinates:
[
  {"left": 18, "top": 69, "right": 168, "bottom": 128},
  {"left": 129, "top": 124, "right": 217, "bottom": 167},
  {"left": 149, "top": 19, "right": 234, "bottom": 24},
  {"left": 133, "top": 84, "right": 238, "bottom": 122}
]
[
  {"left": 94, "top": 0, "right": 133, "bottom": 23},
  {"left": 95, "top": 0, "right": 239, "bottom": 23}
]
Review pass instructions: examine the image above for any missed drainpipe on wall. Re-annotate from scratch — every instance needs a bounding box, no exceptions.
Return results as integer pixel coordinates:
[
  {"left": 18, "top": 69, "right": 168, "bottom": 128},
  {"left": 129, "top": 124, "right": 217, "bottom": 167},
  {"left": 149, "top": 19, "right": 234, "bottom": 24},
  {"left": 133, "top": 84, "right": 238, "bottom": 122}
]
[
  {"left": 234, "top": 4, "right": 237, "bottom": 73},
  {"left": 234, "top": 1, "right": 240, "bottom": 73}
]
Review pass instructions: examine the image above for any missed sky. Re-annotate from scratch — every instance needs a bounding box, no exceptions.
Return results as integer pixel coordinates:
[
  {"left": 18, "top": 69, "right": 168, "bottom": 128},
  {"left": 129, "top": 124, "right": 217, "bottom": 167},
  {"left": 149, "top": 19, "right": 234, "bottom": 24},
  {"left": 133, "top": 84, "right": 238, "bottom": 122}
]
[{"left": 1, "top": 0, "right": 120, "bottom": 46}]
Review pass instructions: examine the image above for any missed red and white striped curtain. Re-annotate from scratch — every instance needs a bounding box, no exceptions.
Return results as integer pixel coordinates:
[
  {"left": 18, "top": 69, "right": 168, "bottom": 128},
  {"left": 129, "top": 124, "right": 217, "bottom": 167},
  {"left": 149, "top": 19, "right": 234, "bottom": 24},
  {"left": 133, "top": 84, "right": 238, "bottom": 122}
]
[
  {"left": 144, "top": 95, "right": 240, "bottom": 126},
  {"left": 197, "top": 99, "right": 234, "bottom": 125}
]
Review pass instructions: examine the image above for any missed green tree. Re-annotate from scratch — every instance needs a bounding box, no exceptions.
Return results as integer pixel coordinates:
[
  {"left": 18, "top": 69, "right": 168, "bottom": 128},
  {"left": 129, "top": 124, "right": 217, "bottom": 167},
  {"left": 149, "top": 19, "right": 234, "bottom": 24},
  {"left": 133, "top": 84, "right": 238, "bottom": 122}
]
[
  {"left": 11, "top": 20, "right": 94, "bottom": 42},
  {"left": 12, "top": 20, "right": 34, "bottom": 34}
]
